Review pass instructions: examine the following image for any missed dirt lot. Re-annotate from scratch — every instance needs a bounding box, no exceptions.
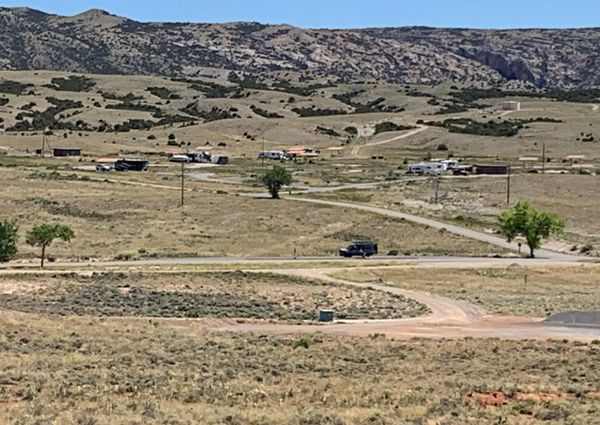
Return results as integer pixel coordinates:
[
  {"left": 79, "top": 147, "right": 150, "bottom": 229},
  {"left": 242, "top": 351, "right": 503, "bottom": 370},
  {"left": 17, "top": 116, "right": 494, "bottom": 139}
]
[
  {"left": 0, "top": 271, "right": 428, "bottom": 321},
  {"left": 332, "top": 264, "right": 600, "bottom": 317},
  {"left": 0, "top": 314, "right": 598, "bottom": 424}
]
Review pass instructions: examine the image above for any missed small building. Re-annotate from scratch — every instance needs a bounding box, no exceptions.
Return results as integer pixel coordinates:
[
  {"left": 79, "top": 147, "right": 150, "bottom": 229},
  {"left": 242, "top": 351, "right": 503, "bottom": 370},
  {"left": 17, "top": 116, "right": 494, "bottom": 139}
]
[
  {"left": 285, "top": 146, "right": 321, "bottom": 159},
  {"left": 518, "top": 156, "right": 539, "bottom": 167},
  {"left": 95, "top": 157, "right": 120, "bottom": 164},
  {"left": 474, "top": 164, "right": 509, "bottom": 175},
  {"left": 53, "top": 148, "right": 81, "bottom": 157},
  {"left": 564, "top": 155, "right": 586, "bottom": 165},
  {"left": 326, "top": 146, "right": 344, "bottom": 157},
  {"left": 498, "top": 101, "right": 521, "bottom": 111}
]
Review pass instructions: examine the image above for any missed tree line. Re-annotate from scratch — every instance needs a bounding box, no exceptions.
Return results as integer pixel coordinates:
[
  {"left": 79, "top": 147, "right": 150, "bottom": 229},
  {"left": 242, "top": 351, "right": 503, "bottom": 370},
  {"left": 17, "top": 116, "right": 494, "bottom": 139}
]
[{"left": 0, "top": 221, "right": 74, "bottom": 268}]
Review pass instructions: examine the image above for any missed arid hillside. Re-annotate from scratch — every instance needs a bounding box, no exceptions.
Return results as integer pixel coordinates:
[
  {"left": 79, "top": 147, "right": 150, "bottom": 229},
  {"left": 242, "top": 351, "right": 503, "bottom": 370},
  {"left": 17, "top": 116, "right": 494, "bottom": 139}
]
[{"left": 1, "top": 7, "right": 600, "bottom": 87}]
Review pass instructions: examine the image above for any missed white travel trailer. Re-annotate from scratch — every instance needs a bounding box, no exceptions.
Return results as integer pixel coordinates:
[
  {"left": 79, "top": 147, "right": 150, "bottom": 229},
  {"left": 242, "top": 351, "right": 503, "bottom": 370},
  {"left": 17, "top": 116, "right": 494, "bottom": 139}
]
[
  {"left": 407, "top": 162, "right": 446, "bottom": 175},
  {"left": 169, "top": 154, "right": 191, "bottom": 163},
  {"left": 258, "top": 150, "right": 286, "bottom": 160}
]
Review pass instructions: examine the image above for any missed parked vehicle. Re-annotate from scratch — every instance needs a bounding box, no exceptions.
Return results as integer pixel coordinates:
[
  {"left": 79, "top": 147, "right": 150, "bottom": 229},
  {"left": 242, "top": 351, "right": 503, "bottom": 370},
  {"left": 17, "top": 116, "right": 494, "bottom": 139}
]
[
  {"left": 114, "top": 159, "right": 149, "bottom": 172},
  {"left": 452, "top": 168, "right": 470, "bottom": 176},
  {"left": 186, "top": 152, "right": 211, "bottom": 163},
  {"left": 169, "top": 154, "right": 191, "bottom": 163},
  {"left": 95, "top": 164, "right": 112, "bottom": 172},
  {"left": 407, "top": 162, "right": 445, "bottom": 175},
  {"left": 258, "top": 150, "right": 286, "bottom": 160},
  {"left": 211, "top": 155, "right": 229, "bottom": 165},
  {"left": 339, "top": 241, "right": 378, "bottom": 258},
  {"left": 441, "top": 159, "right": 458, "bottom": 170}
]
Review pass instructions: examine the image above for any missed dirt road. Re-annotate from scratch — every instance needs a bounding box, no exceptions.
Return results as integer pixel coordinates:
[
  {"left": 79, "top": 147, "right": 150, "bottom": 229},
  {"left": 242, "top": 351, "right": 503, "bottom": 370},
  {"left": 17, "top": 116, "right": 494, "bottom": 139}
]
[
  {"left": 351, "top": 125, "right": 427, "bottom": 156},
  {"left": 211, "top": 267, "right": 600, "bottom": 341},
  {"left": 1, "top": 258, "right": 597, "bottom": 340}
]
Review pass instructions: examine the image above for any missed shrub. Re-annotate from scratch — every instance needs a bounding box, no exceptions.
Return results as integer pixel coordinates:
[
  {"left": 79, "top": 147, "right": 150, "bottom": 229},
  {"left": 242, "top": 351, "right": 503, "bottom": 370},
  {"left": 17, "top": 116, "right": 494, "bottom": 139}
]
[
  {"left": 374, "top": 122, "right": 415, "bottom": 135},
  {"left": 0, "top": 219, "right": 18, "bottom": 262},
  {"left": 6, "top": 97, "right": 85, "bottom": 131},
  {"left": 316, "top": 126, "right": 341, "bottom": 137},
  {"left": 344, "top": 126, "right": 358, "bottom": 136},
  {"left": 292, "top": 107, "right": 347, "bottom": 117},
  {"left": 181, "top": 102, "right": 239, "bottom": 122},
  {"left": 146, "top": 86, "right": 182, "bottom": 100},
  {"left": 45, "top": 75, "right": 96, "bottom": 92},
  {"left": 250, "top": 105, "right": 283, "bottom": 119},
  {"left": 0, "top": 80, "right": 33, "bottom": 95}
]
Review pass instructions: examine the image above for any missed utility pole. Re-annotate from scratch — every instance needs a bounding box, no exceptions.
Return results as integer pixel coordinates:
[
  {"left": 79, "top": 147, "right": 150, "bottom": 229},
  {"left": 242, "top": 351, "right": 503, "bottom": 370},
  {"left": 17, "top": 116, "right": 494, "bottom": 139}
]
[
  {"left": 261, "top": 137, "right": 265, "bottom": 168},
  {"left": 506, "top": 165, "right": 511, "bottom": 205},
  {"left": 434, "top": 176, "right": 440, "bottom": 204},
  {"left": 541, "top": 143, "right": 546, "bottom": 174},
  {"left": 180, "top": 162, "right": 185, "bottom": 207},
  {"left": 41, "top": 131, "right": 47, "bottom": 157}
]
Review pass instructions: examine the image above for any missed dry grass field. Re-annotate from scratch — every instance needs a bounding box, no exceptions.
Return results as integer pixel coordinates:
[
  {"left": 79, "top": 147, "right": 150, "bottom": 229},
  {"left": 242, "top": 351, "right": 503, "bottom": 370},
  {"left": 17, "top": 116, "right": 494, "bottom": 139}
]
[
  {"left": 313, "top": 173, "right": 600, "bottom": 254},
  {"left": 332, "top": 264, "right": 600, "bottom": 317},
  {"left": 0, "top": 167, "right": 504, "bottom": 261},
  {"left": 362, "top": 98, "right": 600, "bottom": 161},
  {"left": 0, "top": 271, "right": 429, "bottom": 321},
  {"left": 1, "top": 70, "right": 599, "bottom": 425},
  {"left": 0, "top": 314, "right": 598, "bottom": 424}
]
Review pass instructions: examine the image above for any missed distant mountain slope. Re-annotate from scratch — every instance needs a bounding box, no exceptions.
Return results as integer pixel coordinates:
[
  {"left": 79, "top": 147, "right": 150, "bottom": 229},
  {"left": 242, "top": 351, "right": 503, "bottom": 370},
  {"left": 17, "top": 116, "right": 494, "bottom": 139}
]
[{"left": 1, "top": 7, "right": 600, "bottom": 87}]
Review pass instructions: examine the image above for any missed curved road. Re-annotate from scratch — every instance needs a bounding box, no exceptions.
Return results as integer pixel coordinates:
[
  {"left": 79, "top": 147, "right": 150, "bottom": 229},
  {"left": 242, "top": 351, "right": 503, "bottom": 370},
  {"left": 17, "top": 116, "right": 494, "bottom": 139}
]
[
  {"left": 286, "top": 197, "right": 578, "bottom": 261},
  {"left": 1, "top": 258, "right": 597, "bottom": 340},
  {"left": 210, "top": 267, "right": 600, "bottom": 341}
]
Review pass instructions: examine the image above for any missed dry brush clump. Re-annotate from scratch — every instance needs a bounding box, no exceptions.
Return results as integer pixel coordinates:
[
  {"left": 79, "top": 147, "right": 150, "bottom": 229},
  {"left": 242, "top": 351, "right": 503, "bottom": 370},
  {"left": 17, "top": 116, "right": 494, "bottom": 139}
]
[
  {"left": 0, "top": 315, "right": 598, "bottom": 424},
  {"left": 0, "top": 271, "right": 429, "bottom": 321}
]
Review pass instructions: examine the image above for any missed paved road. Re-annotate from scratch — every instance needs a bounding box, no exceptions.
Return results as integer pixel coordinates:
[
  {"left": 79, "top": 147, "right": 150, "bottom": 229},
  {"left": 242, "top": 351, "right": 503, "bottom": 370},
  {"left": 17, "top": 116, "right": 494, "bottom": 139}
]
[{"left": 0, "top": 254, "right": 582, "bottom": 271}]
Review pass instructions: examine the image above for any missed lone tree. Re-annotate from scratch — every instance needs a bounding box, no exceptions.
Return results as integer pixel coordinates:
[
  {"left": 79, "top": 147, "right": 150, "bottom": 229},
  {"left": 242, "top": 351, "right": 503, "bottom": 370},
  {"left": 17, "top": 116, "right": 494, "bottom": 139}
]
[
  {"left": 0, "top": 219, "right": 18, "bottom": 262},
  {"left": 26, "top": 224, "right": 74, "bottom": 268},
  {"left": 499, "top": 201, "right": 565, "bottom": 258},
  {"left": 260, "top": 165, "right": 292, "bottom": 199}
]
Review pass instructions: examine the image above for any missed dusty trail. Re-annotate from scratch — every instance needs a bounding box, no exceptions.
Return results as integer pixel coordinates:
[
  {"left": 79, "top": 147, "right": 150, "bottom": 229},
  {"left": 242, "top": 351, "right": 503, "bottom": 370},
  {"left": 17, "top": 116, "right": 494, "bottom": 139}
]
[
  {"left": 1, "top": 262, "right": 598, "bottom": 341},
  {"left": 288, "top": 197, "right": 577, "bottom": 261},
  {"left": 208, "top": 267, "right": 600, "bottom": 341},
  {"left": 351, "top": 125, "right": 427, "bottom": 156},
  {"left": 279, "top": 268, "right": 485, "bottom": 323}
]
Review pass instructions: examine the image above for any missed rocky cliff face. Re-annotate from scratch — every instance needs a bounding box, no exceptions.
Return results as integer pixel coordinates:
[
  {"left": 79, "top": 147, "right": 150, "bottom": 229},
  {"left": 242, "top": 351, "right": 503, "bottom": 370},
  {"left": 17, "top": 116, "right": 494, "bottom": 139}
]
[{"left": 1, "top": 7, "right": 599, "bottom": 87}]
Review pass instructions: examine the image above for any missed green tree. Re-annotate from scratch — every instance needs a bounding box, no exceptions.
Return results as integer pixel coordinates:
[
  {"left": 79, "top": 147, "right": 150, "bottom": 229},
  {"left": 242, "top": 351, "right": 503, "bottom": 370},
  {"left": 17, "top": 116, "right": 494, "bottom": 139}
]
[
  {"left": 26, "top": 224, "right": 75, "bottom": 268},
  {"left": 499, "top": 201, "right": 565, "bottom": 258},
  {"left": 0, "top": 219, "right": 18, "bottom": 262},
  {"left": 260, "top": 165, "right": 292, "bottom": 199}
]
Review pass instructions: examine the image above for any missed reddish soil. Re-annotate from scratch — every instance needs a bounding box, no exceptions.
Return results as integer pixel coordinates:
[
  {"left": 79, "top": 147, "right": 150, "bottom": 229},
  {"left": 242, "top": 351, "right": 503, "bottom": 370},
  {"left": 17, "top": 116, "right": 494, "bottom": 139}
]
[{"left": 465, "top": 391, "right": 599, "bottom": 407}]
